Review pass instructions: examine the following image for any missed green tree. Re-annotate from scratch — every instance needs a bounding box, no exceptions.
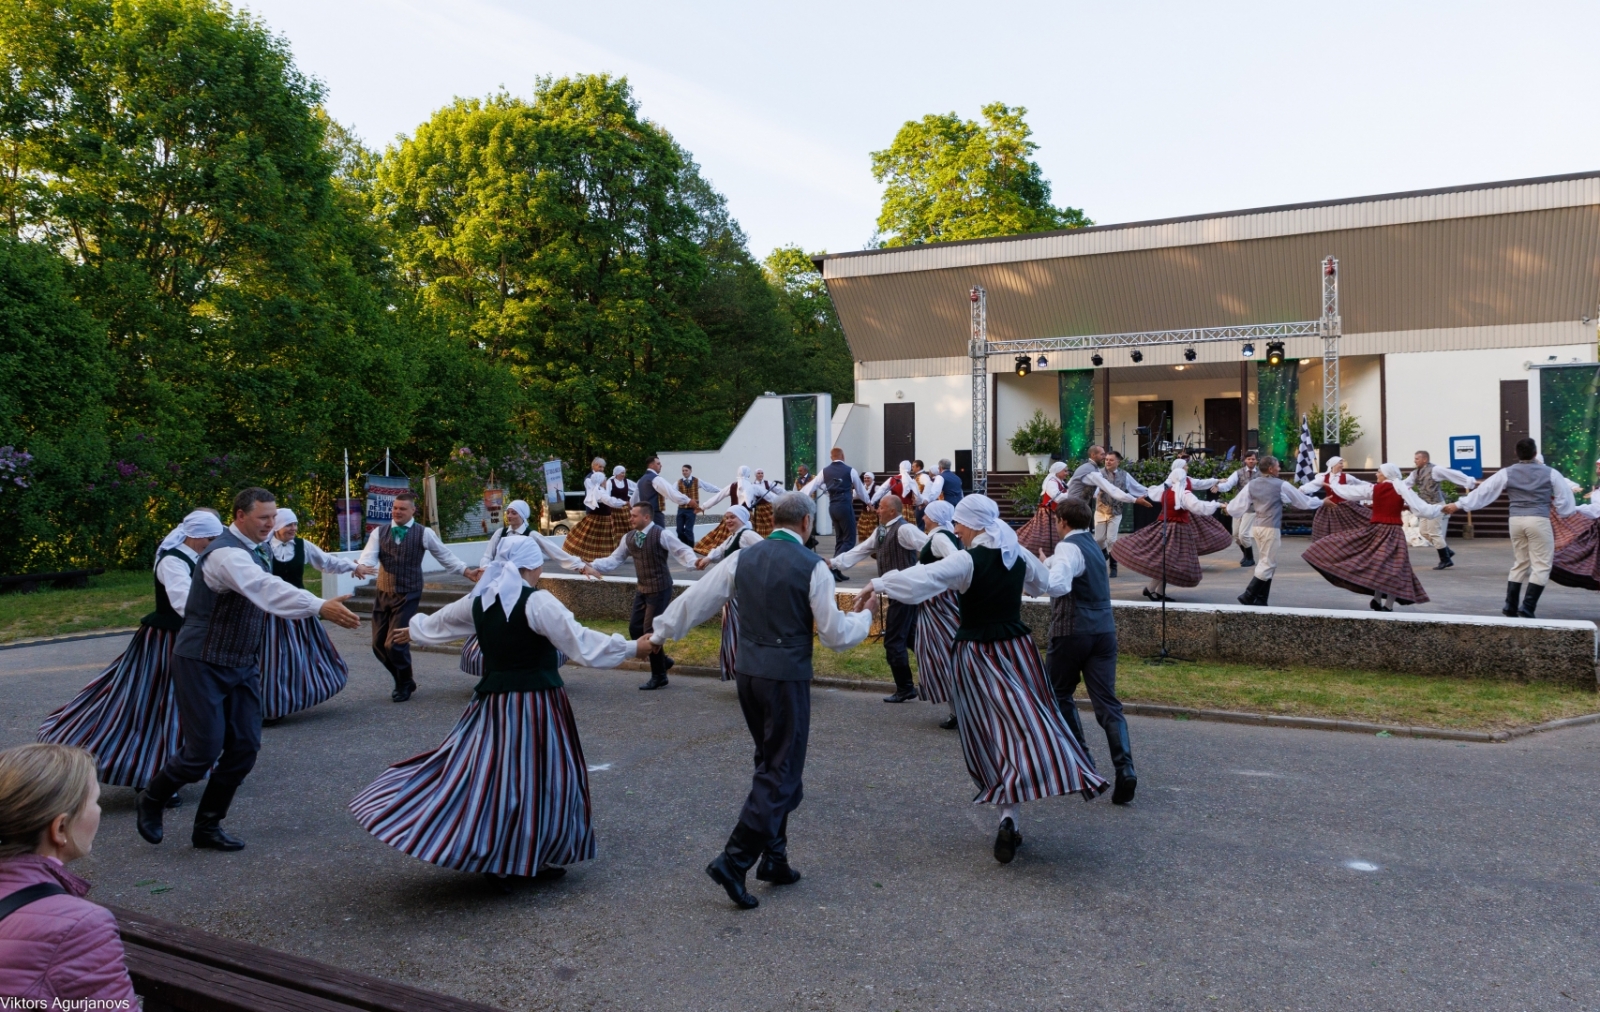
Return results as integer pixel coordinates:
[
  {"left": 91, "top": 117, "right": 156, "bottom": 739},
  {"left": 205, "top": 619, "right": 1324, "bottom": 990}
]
[
  {"left": 763, "top": 246, "right": 854, "bottom": 405},
  {"left": 870, "top": 102, "right": 1090, "bottom": 247}
]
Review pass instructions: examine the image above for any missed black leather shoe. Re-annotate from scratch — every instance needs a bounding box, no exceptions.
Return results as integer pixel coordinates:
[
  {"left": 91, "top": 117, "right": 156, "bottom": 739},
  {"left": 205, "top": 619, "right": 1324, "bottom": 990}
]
[
  {"left": 1239, "top": 549, "right": 1254, "bottom": 568},
  {"left": 883, "top": 688, "right": 917, "bottom": 703},
  {"left": 706, "top": 854, "right": 759, "bottom": 909},
  {"left": 756, "top": 855, "right": 802, "bottom": 885},
  {"left": 192, "top": 824, "right": 246, "bottom": 851},
  {"left": 1369, "top": 598, "right": 1383, "bottom": 611},
  {"left": 1142, "top": 587, "right": 1170, "bottom": 602},
  {"left": 831, "top": 568, "right": 847, "bottom": 582},
  {"left": 391, "top": 680, "right": 416, "bottom": 702},
  {"left": 1433, "top": 548, "right": 1454, "bottom": 571},
  {"left": 939, "top": 712, "right": 958, "bottom": 730},
  {"left": 1236, "top": 578, "right": 1260, "bottom": 606},
  {"left": 191, "top": 779, "right": 244, "bottom": 851},
  {"left": 993, "top": 817, "right": 1022, "bottom": 864},
  {"left": 135, "top": 790, "right": 167, "bottom": 844},
  {"left": 1112, "top": 772, "right": 1138, "bottom": 805},
  {"left": 639, "top": 677, "right": 669, "bottom": 690},
  {"left": 533, "top": 865, "right": 567, "bottom": 883}
]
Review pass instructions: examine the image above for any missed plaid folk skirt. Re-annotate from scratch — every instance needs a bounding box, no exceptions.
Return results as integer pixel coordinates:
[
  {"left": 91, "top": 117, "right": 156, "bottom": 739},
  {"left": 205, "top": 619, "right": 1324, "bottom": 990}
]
[
  {"left": 1110, "top": 521, "right": 1206, "bottom": 588},
  {"left": 1302, "top": 521, "right": 1429, "bottom": 604},
  {"left": 565, "top": 512, "right": 628, "bottom": 561},
  {"left": 1552, "top": 513, "right": 1600, "bottom": 590},
  {"left": 1310, "top": 499, "right": 1373, "bottom": 542}
]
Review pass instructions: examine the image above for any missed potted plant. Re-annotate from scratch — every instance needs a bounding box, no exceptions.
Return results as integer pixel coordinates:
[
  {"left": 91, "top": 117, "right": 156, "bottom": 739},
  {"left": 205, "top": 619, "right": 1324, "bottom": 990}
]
[{"left": 1009, "top": 410, "right": 1063, "bottom": 473}]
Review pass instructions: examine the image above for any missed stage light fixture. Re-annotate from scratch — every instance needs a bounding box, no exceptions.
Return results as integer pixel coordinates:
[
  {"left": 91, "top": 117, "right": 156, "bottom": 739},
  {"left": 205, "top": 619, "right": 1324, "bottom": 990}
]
[
  {"left": 1184, "top": 347, "right": 1197, "bottom": 362},
  {"left": 1130, "top": 349, "right": 1143, "bottom": 363},
  {"left": 1265, "top": 341, "right": 1285, "bottom": 366},
  {"left": 1241, "top": 342, "right": 1256, "bottom": 358},
  {"left": 1036, "top": 355, "right": 1048, "bottom": 369},
  {"left": 1015, "top": 355, "right": 1031, "bottom": 377},
  {"left": 1091, "top": 352, "right": 1103, "bottom": 366}
]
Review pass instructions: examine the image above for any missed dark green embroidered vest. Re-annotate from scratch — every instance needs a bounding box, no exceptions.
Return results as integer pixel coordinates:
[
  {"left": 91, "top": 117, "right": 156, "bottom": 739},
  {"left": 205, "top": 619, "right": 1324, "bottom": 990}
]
[
  {"left": 954, "top": 546, "right": 1032, "bottom": 643},
  {"left": 470, "top": 586, "right": 564, "bottom": 694}
]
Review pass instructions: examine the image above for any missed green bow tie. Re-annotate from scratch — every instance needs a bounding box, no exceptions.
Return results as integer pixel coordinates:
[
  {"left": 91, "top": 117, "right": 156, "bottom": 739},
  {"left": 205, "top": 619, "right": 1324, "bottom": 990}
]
[
  {"left": 393, "top": 525, "right": 408, "bottom": 543},
  {"left": 633, "top": 530, "right": 648, "bottom": 547}
]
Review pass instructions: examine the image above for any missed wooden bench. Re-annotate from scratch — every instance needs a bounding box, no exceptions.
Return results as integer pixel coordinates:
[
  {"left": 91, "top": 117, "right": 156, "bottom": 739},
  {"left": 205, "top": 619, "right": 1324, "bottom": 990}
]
[
  {"left": 106, "top": 905, "right": 505, "bottom": 1012},
  {"left": 0, "top": 567, "right": 106, "bottom": 594}
]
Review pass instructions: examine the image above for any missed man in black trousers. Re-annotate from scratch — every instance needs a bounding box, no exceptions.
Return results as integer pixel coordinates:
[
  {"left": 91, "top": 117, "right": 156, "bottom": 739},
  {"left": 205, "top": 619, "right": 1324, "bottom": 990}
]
[
  {"left": 650, "top": 492, "right": 875, "bottom": 909},
  {"left": 584, "top": 501, "right": 701, "bottom": 689},
  {"left": 800, "top": 448, "right": 871, "bottom": 579},
  {"left": 136, "top": 487, "right": 361, "bottom": 850},
  {"left": 1038, "top": 497, "right": 1137, "bottom": 804},
  {"left": 826, "top": 493, "right": 927, "bottom": 702},
  {"left": 357, "top": 491, "right": 472, "bottom": 702}
]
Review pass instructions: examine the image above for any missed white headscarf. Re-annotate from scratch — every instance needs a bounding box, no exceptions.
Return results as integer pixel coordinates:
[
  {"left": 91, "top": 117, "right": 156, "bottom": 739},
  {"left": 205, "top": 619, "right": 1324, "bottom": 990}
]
[
  {"left": 952, "top": 494, "right": 1020, "bottom": 567},
  {"left": 272, "top": 508, "right": 298, "bottom": 533},
  {"left": 154, "top": 510, "right": 226, "bottom": 567},
  {"left": 1324, "top": 456, "right": 1345, "bottom": 473},
  {"left": 471, "top": 535, "right": 545, "bottom": 619},
  {"left": 1048, "top": 461, "right": 1067, "bottom": 477},
  {"left": 505, "top": 499, "right": 530, "bottom": 528},
  {"left": 612, "top": 465, "right": 626, "bottom": 477},
  {"left": 925, "top": 500, "right": 956, "bottom": 532},
  {"left": 898, "top": 461, "right": 913, "bottom": 484},
  {"left": 725, "top": 504, "right": 751, "bottom": 527},
  {"left": 1164, "top": 459, "right": 1188, "bottom": 490},
  {"left": 1377, "top": 462, "right": 1403, "bottom": 483},
  {"left": 862, "top": 471, "right": 875, "bottom": 485}
]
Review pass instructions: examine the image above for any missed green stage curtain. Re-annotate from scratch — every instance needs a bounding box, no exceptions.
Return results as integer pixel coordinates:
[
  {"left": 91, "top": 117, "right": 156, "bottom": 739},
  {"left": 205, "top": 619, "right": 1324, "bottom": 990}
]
[
  {"left": 1256, "top": 359, "right": 1299, "bottom": 462},
  {"left": 783, "top": 395, "right": 818, "bottom": 488},
  {"left": 1539, "top": 364, "right": 1600, "bottom": 488},
  {"left": 1058, "top": 369, "right": 1097, "bottom": 459}
]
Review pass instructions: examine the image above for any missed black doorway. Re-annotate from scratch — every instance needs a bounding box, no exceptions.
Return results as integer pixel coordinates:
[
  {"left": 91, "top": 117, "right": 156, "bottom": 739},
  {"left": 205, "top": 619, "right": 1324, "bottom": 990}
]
[
  {"left": 884, "top": 402, "right": 915, "bottom": 472},
  {"left": 1500, "top": 380, "right": 1528, "bottom": 467},
  {"left": 1137, "top": 400, "right": 1173, "bottom": 459},
  {"left": 1204, "top": 397, "right": 1243, "bottom": 458}
]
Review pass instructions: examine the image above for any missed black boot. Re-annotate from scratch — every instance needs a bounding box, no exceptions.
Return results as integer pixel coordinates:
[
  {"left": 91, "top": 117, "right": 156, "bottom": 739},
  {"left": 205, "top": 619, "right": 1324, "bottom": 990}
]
[
  {"left": 1236, "top": 578, "right": 1261, "bottom": 606},
  {"left": 191, "top": 779, "right": 246, "bottom": 851},
  {"left": 706, "top": 823, "right": 763, "bottom": 909},
  {"left": 883, "top": 664, "right": 917, "bottom": 702},
  {"left": 136, "top": 770, "right": 183, "bottom": 845},
  {"left": 1239, "top": 546, "right": 1255, "bottom": 568},
  {"left": 1254, "top": 578, "right": 1272, "bottom": 606},
  {"left": 1502, "top": 581, "right": 1521, "bottom": 617},
  {"left": 391, "top": 672, "right": 416, "bottom": 702},
  {"left": 755, "top": 815, "right": 801, "bottom": 885},
  {"left": 1108, "top": 559, "right": 1119, "bottom": 578},
  {"left": 1518, "top": 582, "right": 1544, "bottom": 618},
  {"left": 1433, "top": 548, "right": 1454, "bottom": 570},
  {"left": 1105, "top": 719, "right": 1137, "bottom": 805},
  {"left": 938, "top": 711, "right": 958, "bottom": 730}
]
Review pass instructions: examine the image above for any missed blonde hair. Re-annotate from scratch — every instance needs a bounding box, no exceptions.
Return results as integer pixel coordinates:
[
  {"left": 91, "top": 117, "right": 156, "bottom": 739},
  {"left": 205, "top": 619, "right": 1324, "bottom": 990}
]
[{"left": 0, "top": 744, "right": 97, "bottom": 858}]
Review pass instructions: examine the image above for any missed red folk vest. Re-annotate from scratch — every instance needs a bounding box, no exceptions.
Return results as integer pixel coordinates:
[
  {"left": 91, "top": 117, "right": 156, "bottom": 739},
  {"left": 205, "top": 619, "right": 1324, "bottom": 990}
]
[
  {"left": 1370, "top": 482, "right": 1404, "bottom": 525},
  {"left": 1161, "top": 479, "right": 1192, "bottom": 524}
]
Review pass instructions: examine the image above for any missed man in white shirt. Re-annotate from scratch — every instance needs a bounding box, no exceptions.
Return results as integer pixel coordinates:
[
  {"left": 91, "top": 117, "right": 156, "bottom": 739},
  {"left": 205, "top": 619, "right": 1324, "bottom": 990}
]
[
  {"left": 584, "top": 502, "right": 701, "bottom": 689},
  {"left": 1405, "top": 450, "right": 1477, "bottom": 570},
  {"left": 829, "top": 494, "right": 928, "bottom": 701},
  {"left": 634, "top": 454, "right": 696, "bottom": 530},
  {"left": 800, "top": 448, "right": 871, "bottom": 565},
  {"left": 357, "top": 492, "right": 472, "bottom": 702},
  {"left": 136, "top": 488, "right": 360, "bottom": 852}
]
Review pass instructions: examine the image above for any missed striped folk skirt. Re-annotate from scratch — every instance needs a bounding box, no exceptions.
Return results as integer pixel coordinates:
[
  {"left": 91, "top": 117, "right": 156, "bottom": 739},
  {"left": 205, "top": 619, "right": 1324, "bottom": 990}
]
[
  {"left": 1310, "top": 499, "right": 1373, "bottom": 542},
  {"left": 719, "top": 600, "right": 740, "bottom": 681},
  {"left": 36, "top": 625, "right": 182, "bottom": 788},
  {"left": 259, "top": 616, "right": 348, "bottom": 720},
  {"left": 694, "top": 523, "right": 732, "bottom": 557},
  {"left": 565, "top": 512, "right": 628, "bottom": 561},
  {"left": 1552, "top": 514, "right": 1600, "bottom": 590},
  {"left": 856, "top": 508, "right": 879, "bottom": 543},
  {"left": 350, "top": 689, "right": 595, "bottom": 876},
  {"left": 753, "top": 502, "right": 775, "bottom": 536},
  {"left": 1302, "top": 521, "right": 1429, "bottom": 605},
  {"left": 1017, "top": 505, "right": 1056, "bottom": 555},
  {"left": 913, "top": 590, "right": 960, "bottom": 705},
  {"left": 1111, "top": 521, "right": 1206, "bottom": 588},
  {"left": 950, "top": 636, "right": 1107, "bottom": 805}
]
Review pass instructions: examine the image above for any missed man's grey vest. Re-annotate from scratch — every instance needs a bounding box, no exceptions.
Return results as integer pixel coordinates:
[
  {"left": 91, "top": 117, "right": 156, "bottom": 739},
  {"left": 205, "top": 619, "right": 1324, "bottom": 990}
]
[
  {"left": 627, "top": 525, "right": 671, "bottom": 594},
  {"left": 376, "top": 523, "right": 427, "bottom": 596},
  {"left": 1049, "top": 531, "right": 1115, "bottom": 639},
  {"left": 1065, "top": 461, "right": 1098, "bottom": 501},
  {"left": 1247, "top": 475, "right": 1286, "bottom": 529},
  {"left": 1234, "top": 466, "right": 1260, "bottom": 510},
  {"left": 733, "top": 535, "right": 818, "bottom": 681},
  {"left": 939, "top": 469, "right": 964, "bottom": 506},
  {"left": 174, "top": 529, "right": 272, "bottom": 668},
  {"left": 1412, "top": 462, "right": 1443, "bottom": 504},
  {"left": 1502, "top": 461, "right": 1554, "bottom": 517},
  {"left": 1096, "top": 468, "right": 1139, "bottom": 517},
  {"left": 823, "top": 460, "right": 854, "bottom": 501},
  {"left": 638, "top": 470, "right": 662, "bottom": 516},
  {"left": 874, "top": 519, "right": 920, "bottom": 576}
]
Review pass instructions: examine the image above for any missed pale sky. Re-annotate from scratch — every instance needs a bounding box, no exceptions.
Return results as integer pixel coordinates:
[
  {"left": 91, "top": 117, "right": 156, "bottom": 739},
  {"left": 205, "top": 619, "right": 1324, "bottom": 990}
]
[{"left": 243, "top": 0, "right": 1600, "bottom": 259}]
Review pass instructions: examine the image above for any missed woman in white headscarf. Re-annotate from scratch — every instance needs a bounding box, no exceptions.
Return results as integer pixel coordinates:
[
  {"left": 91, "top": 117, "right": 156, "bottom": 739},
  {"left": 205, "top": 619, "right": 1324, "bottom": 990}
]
[
  {"left": 38, "top": 510, "right": 226, "bottom": 792},
  {"left": 1302, "top": 463, "right": 1443, "bottom": 610},
  {"left": 255, "top": 508, "right": 374, "bottom": 723},
  {"left": 566, "top": 466, "right": 634, "bottom": 561},
  {"left": 913, "top": 500, "right": 964, "bottom": 729},
  {"left": 874, "top": 460, "right": 920, "bottom": 525},
  {"left": 748, "top": 468, "right": 784, "bottom": 536},
  {"left": 1017, "top": 461, "right": 1070, "bottom": 555},
  {"left": 696, "top": 466, "right": 756, "bottom": 555},
  {"left": 1107, "top": 459, "right": 1229, "bottom": 600},
  {"left": 856, "top": 471, "right": 881, "bottom": 543},
  {"left": 352, "top": 536, "right": 651, "bottom": 885},
  {"left": 1552, "top": 477, "right": 1600, "bottom": 589},
  {"left": 691, "top": 505, "right": 764, "bottom": 680},
  {"left": 1299, "top": 456, "right": 1374, "bottom": 542},
  {"left": 861, "top": 495, "right": 1106, "bottom": 864}
]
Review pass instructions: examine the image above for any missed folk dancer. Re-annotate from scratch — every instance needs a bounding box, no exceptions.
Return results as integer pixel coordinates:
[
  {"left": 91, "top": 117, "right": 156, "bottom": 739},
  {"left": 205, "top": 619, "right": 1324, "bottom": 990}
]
[
  {"left": 1551, "top": 486, "right": 1600, "bottom": 590},
  {"left": 650, "top": 493, "right": 875, "bottom": 908},
  {"left": 1017, "top": 461, "right": 1071, "bottom": 555},
  {"left": 800, "top": 448, "right": 870, "bottom": 576},
  {"left": 1302, "top": 464, "right": 1443, "bottom": 611},
  {"left": 676, "top": 465, "right": 719, "bottom": 548},
  {"left": 749, "top": 469, "right": 784, "bottom": 535},
  {"left": 352, "top": 537, "right": 652, "bottom": 886},
  {"left": 38, "top": 510, "right": 224, "bottom": 795},
  {"left": 259, "top": 508, "right": 373, "bottom": 723},
  {"left": 1444, "top": 438, "right": 1578, "bottom": 618},
  {"left": 921, "top": 458, "right": 965, "bottom": 508},
  {"left": 694, "top": 505, "right": 764, "bottom": 681},
  {"left": 357, "top": 491, "right": 473, "bottom": 702},
  {"left": 829, "top": 494, "right": 928, "bottom": 703},
  {"left": 914, "top": 501, "right": 964, "bottom": 730},
  {"left": 634, "top": 455, "right": 697, "bottom": 531},
  {"left": 565, "top": 465, "right": 633, "bottom": 561},
  {"left": 872, "top": 462, "right": 920, "bottom": 525},
  {"left": 1404, "top": 451, "right": 1477, "bottom": 570},
  {"left": 1062, "top": 445, "right": 1108, "bottom": 502},
  {"left": 1041, "top": 497, "right": 1136, "bottom": 804},
  {"left": 696, "top": 465, "right": 755, "bottom": 555},
  {"left": 1226, "top": 456, "right": 1324, "bottom": 606},
  {"left": 1299, "top": 457, "right": 1373, "bottom": 543},
  {"left": 1109, "top": 460, "right": 1229, "bottom": 601},
  {"left": 583, "top": 503, "right": 701, "bottom": 689},
  {"left": 862, "top": 496, "right": 1107, "bottom": 864},
  {"left": 909, "top": 460, "right": 930, "bottom": 524},
  {"left": 856, "top": 471, "right": 881, "bottom": 544},
  {"left": 1214, "top": 450, "right": 1262, "bottom": 567},
  {"left": 1091, "top": 450, "right": 1151, "bottom": 577},
  {"left": 134, "top": 489, "right": 361, "bottom": 851}
]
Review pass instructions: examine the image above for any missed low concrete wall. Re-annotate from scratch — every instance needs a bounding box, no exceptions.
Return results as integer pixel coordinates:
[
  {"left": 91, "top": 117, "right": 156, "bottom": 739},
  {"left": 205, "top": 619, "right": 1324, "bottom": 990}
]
[{"left": 530, "top": 574, "right": 1598, "bottom": 688}]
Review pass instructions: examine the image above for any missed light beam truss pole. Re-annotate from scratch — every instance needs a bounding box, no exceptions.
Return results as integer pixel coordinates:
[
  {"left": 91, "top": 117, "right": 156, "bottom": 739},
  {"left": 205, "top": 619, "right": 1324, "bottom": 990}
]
[
  {"left": 1320, "top": 256, "right": 1341, "bottom": 446},
  {"left": 969, "top": 286, "right": 989, "bottom": 494}
]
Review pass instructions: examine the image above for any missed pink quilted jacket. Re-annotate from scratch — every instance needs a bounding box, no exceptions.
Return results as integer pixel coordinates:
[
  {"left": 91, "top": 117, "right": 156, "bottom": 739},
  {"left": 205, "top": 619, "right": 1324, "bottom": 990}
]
[{"left": 0, "top": 854, "right": 137, "bottom": 1002}]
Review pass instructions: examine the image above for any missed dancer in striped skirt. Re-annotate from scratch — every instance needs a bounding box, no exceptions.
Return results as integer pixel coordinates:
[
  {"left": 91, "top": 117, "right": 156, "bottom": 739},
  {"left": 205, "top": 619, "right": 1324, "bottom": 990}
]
[
  {"left": 258, "top": 509, "right": 374, "bottom": 722},
  {"left": 38, "top": 510, "right": 225, "bottom": 791},
  {"left": 913, "top": 501, "right": 963, "bottom": 730},
  {"left": 352, "top": 537, "right": 651, "bottom": 885},
  {"left": 1016, "top": 461, "right": 1070, "bottom": 555},
  {"left": 863, "top": 495, "right": 1107, "bottom": 865},
  {"left": 694, "top": 506, "right": 763, "bottom": 680}
]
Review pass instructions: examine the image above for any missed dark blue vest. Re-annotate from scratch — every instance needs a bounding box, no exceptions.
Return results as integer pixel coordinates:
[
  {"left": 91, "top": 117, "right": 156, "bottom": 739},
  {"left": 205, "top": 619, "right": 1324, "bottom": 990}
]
[
  {"left": 823, "top": 460, "right": 854, "bottom": 498},
  {"left": 733, "top": 535, "right": 818, "bottom": 681},
  {"left": 173, "top": 529, "right": 273, "bottom": 667},
  {"left": 1048, "top": 530, "right": 1114, "bottom": 638},
  {"left": 639, "top": 470, "right": 662, "bottom": 514},
  {"left": 939, "top": 470, "right": 964, "bottom": 506}
]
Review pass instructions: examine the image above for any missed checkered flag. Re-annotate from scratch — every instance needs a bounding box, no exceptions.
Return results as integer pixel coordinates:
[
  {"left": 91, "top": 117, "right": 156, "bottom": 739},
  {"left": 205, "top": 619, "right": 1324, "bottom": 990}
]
[{"left": 1294, "top": 414, "right": 1317, "bottom": 484}]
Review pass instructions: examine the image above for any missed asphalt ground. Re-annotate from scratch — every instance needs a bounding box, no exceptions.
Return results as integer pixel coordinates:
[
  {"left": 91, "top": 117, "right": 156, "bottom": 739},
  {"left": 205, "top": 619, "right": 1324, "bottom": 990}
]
[{"left": 5, "top": 627, "right": 1598, "bottom": 1011}]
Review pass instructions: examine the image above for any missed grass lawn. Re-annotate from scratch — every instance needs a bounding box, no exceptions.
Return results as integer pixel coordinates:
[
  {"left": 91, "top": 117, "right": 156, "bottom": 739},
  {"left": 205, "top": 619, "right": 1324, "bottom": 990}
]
[
  {"left": 0, "top": 569, "right": 322, "bottom": 644},
  {"left": 606, "top": 621, "right": 1599, "bottom": 732}
]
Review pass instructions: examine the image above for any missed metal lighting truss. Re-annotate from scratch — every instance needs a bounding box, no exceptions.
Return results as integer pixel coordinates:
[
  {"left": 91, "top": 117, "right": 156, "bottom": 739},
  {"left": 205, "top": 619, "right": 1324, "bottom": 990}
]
[{"left": 968, "top": 259, "right": 1342, "bottom": 495}]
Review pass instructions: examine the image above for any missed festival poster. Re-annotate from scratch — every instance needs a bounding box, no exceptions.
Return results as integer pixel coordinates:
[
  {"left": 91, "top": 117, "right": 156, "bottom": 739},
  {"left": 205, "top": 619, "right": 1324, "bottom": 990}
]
[
  {"left": 543, "top": 459, "right": 565, "bottom": 505},
  {"left": 364, "top": 474, "right": 411, "bottom": 533},
  {"left": 483, "top": 487, "right": 505, "bottom": 530},
  {"left": 335, "top": 498, "right": 364, "bottom": 550}
]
